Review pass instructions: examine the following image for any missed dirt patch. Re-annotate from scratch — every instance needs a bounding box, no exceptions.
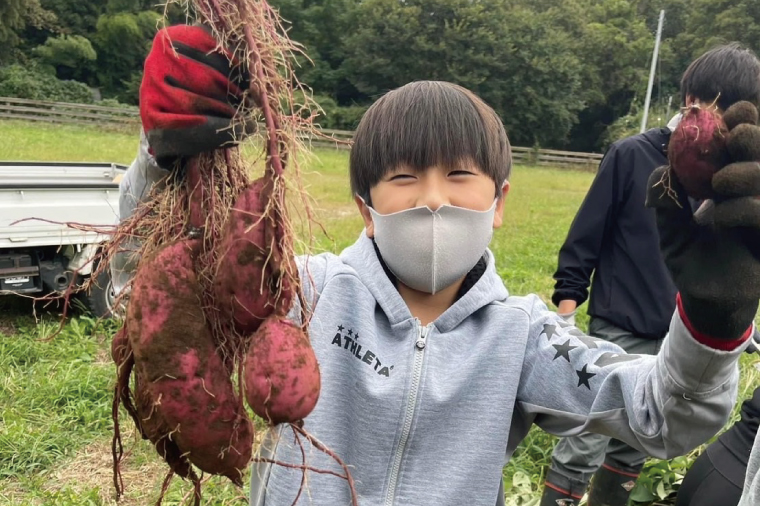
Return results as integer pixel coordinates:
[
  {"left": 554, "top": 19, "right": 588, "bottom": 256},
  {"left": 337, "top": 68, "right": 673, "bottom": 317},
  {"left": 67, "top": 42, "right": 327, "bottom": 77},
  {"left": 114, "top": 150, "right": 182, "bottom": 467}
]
[
  {"left": 42, "top": 428, "right": 168, "bottom": 506},
  {"left": 93, "top": 344, "right": 112, "bottom": 366},
  {"left": 35, "top": 425, "right": 262, "bottom": 505}
]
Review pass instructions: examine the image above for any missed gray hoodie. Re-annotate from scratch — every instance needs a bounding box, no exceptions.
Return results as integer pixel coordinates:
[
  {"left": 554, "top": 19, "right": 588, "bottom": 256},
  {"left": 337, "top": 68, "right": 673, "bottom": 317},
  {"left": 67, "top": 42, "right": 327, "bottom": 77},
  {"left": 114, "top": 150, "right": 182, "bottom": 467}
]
[
  {"left": 249, "top": 232, "right": 747, "bottom": 506},
  {"left": 116, "top": 145, "right": 748, "bottom": 506}
]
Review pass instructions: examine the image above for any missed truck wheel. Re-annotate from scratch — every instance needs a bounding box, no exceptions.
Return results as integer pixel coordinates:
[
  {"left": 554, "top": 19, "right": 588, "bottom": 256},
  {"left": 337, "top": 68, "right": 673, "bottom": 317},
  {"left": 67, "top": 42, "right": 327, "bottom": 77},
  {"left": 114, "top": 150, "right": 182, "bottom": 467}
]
[{"left": 84, "top": 268, "right": 122, "bottom": 319}]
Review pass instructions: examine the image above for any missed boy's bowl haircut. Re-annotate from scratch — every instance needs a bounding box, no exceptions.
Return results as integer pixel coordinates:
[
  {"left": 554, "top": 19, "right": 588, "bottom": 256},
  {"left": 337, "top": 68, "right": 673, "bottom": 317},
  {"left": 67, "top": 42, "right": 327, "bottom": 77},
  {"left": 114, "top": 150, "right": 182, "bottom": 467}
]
[{"left": 349, "top": 81, "right": 512, "bottom": 203}]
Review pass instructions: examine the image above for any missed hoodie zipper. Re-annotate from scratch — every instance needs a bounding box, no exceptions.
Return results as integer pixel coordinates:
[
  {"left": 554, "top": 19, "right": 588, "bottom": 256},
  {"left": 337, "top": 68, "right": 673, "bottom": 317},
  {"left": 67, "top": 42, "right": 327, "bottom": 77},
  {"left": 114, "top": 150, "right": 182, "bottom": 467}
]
[{"left": 384, "top": 321, "right": 430, "bottom": 506}]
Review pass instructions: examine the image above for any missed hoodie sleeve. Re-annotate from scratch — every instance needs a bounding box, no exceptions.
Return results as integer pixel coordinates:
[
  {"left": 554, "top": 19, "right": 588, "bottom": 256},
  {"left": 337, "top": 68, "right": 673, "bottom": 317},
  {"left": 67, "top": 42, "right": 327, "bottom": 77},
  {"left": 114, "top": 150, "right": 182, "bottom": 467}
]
[
  {"left": 517, "top": 295, "right": 748, "bottom": 459},
  {"left": 118, "top": 129, "right": 169, "bottom": 221},
  {"left": 551, "top": 145, "right": 621, "bottom": 307}
]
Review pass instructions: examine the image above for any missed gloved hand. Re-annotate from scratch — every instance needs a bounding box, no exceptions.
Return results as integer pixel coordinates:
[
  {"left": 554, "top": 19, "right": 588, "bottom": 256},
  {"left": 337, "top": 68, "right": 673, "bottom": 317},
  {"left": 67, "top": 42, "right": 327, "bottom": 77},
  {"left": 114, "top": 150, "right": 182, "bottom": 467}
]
[
  {"left": 646, "top": 102, "right": 760, "bottom": 342},
  {"left": 140, "top": 25, "right": 253, "bottom": 168}
]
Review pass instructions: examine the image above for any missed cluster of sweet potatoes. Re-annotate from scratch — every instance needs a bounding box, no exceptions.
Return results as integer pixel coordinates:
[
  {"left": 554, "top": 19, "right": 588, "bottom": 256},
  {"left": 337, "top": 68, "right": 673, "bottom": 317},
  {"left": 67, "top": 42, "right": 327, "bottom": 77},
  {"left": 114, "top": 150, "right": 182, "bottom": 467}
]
[
  {"left": 112, "top": 167, "right": 321, "bottom": 499},
  {"left": 109, "top": 1, "right": 324, "bottom": 502}
]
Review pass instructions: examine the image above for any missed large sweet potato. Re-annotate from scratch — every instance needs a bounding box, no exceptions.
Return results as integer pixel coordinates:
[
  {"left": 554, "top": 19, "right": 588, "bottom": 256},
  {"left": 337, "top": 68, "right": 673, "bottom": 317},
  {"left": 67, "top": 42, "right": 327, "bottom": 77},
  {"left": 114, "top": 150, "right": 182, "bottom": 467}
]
[
  {"left": 244, "top": 317, "right": 321, "bottom": 424},
  {"left": 214, "top": 178, "right": 292, "bottom": 334},
  {"left": 127, "top": 239, "right": 252, "bottom": 483}
]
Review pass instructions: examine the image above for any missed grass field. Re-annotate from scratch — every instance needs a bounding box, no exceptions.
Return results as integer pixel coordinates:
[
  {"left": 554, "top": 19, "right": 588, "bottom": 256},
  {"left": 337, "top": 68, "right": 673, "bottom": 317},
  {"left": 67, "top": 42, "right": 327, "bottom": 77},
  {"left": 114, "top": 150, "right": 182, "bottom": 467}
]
[{"left": 0, "top": 119, "right": 758, "bottom": 505}]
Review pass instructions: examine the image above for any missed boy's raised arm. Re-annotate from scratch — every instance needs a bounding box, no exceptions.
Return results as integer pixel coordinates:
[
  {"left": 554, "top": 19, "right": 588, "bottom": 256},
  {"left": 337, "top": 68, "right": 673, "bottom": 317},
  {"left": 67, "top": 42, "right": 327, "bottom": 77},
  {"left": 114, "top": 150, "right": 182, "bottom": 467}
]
[
  {"left": 517, "top": 116, "right": 760, "bottom": 459},
  {"left": 516, "top": 302, "right": 746, "bottom": 459}
]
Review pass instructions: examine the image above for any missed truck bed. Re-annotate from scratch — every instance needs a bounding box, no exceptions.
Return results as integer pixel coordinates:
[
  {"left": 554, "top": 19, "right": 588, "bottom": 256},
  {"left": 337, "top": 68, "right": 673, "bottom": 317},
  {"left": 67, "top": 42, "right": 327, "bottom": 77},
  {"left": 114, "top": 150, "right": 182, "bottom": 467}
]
[{"left": 0, "top": 161, "right": 127, "bottom": 248}]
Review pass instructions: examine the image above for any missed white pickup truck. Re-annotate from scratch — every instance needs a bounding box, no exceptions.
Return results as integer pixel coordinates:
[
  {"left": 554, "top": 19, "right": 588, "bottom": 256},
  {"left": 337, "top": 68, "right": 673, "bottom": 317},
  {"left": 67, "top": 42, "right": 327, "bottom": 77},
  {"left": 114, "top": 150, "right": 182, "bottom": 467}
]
[{"left": 0, "top": 161, "right": 127, "bottom": 317}]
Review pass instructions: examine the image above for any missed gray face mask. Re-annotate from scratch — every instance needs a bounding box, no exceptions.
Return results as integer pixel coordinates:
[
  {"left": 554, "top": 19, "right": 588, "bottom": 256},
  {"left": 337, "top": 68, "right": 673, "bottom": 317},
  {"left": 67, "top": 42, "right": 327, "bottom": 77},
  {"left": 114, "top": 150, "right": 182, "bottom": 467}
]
[{"left": 367, "top": 200, "right": 497, "bottom": 294}]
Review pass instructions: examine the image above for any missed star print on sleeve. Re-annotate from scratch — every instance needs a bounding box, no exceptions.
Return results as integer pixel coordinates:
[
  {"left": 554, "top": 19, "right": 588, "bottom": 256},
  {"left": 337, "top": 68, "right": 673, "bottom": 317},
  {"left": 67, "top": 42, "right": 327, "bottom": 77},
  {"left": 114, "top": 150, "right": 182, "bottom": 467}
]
[
  {"left": 576, "top": 364, "right": 596, "bottom": 389},
  {"left": 348, "top": 329, "right": 354, "bottom": 337},
  {"left": 337, "top": 325, "right": 345, "bottom": 332},
  {"left": 575, "top": 334, "right": 604, "bottom": 349},
  {"left": 552, "top": 340, "right": 577, "bottom": 362},
  {"left": 542, "top": 324, "right": 558, "bottom": 341},
  {"left": 594, "top": 352, "right": 642, "bottom": 367}
]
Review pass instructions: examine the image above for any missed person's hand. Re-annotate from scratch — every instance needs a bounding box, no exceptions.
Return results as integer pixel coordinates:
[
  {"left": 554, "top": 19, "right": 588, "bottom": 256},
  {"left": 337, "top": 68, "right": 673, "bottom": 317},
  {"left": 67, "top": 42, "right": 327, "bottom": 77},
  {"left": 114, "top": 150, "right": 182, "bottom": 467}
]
[
  {"left": 140, "top": 25, "right": 253, "bottom": 168},
  {"left": 646, "top": 102, "right": 760, "bottom": 342},
  {"left": 556, "top": 300, "right": 577, "bottom": 326}
]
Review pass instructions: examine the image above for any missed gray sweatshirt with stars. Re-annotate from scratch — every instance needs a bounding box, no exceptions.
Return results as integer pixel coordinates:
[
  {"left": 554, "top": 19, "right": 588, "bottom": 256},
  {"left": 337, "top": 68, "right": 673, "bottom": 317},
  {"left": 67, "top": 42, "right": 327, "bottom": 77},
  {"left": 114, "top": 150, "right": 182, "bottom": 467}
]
[{"left": 249, "top": 232, "right": 748, "bottom": 506}]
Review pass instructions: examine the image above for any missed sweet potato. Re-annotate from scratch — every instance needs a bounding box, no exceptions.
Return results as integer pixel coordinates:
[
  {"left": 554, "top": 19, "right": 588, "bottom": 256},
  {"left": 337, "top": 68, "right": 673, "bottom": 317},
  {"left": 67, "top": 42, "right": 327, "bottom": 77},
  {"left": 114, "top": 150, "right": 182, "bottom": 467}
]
[
  {"left": 669, "top": 103, "right": 730, "bottom": 199},
  {"left": 214, "top": 178, "right": 293, "bottom": 334},
  {"left": 244, "top": 316, "right": 321, "bottom": 424},
  {"left": 127, "top": 239, "right": 252, "bottom": 483}
]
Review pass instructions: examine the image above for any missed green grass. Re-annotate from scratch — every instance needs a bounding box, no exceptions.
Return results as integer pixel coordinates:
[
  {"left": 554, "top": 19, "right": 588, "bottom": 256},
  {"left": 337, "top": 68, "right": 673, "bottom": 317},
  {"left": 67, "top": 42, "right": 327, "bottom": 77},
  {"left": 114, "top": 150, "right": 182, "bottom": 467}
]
[{"left": 0, "top": 119, "right": 758, "bottom": 505}]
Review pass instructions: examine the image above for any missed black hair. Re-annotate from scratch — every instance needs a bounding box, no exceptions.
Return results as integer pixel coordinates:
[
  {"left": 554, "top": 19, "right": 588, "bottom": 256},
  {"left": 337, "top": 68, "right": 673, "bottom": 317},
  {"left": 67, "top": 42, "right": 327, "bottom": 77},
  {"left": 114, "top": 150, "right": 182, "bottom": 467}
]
[
  {"left": 681, "top": 43, "right": 760, "bottom": 110},
  {"left": 349, "top": 81, "right": 511, "bottom": 202}
]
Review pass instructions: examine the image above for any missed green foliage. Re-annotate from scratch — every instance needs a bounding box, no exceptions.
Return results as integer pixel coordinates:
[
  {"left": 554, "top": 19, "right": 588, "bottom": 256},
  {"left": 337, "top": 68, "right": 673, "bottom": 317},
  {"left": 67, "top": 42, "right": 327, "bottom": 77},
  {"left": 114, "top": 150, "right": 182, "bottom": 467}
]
[
  {"left": 0, "top": 64, "right": 93, "bottom": 103},
  {"left": 92, "top": 10, "right": 159, "bottom": 103},
  {"left": 0, "top": 315, "right": 118, "bottom": 477},
  {"left": 32, "top": 34, "right": 97, "bottom": 82},
  {"left": 0, "top": 0, "right": 24, "bottom": 46},
  {"left": 2, "top": 0, "right": 760, "bottom": 147},
  {"left": 313, "top": 95, "right": 367, "bottom": 130},
  {"left": 39, "top": 0, "right": 110, "bottom": 37},
  {"left": 340, "top": 0, "right": 588, "bottom": 147},
  {"left": 271, "top": 0, "right": 360, "bottom": 102},
  {"left": 629, "top": 456, "right": 690, "bottom": 504}
]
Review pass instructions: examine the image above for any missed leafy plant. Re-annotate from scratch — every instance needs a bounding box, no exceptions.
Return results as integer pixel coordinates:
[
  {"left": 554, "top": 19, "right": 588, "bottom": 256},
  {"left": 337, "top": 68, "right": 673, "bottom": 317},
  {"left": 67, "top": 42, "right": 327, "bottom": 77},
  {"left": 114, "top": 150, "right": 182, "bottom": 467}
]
[{"left": 0, "top": 64, "right": 94, "bottom": 103}]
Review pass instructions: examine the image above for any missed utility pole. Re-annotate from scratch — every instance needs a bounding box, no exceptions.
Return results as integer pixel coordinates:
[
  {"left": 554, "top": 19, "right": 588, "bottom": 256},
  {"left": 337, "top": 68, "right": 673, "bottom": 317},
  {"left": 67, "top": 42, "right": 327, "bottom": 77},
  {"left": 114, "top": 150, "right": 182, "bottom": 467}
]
[{"left": 641, "top": 9, "right": 665, "bottom": 133}]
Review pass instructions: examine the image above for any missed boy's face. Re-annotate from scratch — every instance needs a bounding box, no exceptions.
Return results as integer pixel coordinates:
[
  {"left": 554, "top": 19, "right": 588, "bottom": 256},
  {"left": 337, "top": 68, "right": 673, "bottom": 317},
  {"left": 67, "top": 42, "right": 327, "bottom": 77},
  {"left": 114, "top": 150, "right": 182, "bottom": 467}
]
[{"left": 355, "top": 160, "right": 509, "bottom": 237}]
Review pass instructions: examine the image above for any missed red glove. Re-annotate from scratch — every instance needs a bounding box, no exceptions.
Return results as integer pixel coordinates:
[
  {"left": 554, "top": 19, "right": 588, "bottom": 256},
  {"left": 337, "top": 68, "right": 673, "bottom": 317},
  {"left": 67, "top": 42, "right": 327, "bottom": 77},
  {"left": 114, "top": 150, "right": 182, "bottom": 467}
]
[{"left": 140, "top": 25, "right": 252, "bottom": 168}]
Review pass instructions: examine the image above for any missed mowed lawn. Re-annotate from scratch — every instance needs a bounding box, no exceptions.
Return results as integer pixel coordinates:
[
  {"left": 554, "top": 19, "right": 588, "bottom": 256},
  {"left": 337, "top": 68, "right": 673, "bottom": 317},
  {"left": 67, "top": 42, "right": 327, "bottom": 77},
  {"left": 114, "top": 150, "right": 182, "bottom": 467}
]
[{"left": 0, "top": 119, "right": 757, "bottom": 505}]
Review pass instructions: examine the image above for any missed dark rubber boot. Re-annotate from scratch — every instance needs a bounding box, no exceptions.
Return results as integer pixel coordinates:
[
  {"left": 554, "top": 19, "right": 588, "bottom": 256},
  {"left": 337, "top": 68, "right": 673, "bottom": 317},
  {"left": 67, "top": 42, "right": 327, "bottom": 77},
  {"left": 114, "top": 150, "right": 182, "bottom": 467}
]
[
  {"left": 540, "top": 469, "right": 588, "bottom": 506},
  {"left": 587, "top": 462, "right": 642, "bottom": 506}
]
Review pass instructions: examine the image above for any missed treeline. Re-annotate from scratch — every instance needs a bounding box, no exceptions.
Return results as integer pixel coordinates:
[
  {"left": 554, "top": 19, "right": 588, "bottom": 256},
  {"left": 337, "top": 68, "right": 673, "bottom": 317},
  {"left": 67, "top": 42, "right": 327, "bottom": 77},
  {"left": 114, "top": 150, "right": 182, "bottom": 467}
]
[{"left": 0, "top": 0, "right": 758, "bottom": 150}]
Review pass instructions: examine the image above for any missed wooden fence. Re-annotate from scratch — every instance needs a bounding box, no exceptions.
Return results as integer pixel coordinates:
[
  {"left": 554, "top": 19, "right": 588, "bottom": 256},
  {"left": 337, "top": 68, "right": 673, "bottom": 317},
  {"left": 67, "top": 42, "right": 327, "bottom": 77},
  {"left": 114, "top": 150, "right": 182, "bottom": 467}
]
[{"left": 0, "top": 97, "right": 604, "bottom": 169}]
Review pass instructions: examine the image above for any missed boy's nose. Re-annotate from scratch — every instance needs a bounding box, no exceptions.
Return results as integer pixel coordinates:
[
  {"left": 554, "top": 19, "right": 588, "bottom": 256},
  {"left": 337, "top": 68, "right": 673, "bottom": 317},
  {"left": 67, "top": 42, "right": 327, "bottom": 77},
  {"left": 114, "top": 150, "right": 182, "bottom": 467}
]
[
  {"left": 421, "top": 193, "right": 446, "bottom": 211},
  {"left": 419, "top": 179, "right": 448, "bottom": 211}
]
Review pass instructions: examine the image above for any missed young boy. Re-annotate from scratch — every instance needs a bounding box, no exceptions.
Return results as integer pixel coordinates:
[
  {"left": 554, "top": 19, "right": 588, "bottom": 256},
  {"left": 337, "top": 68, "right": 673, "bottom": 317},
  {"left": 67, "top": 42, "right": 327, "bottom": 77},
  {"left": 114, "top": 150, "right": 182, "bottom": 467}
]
[{"left": 123, "top": 25, "right": 760, "bottom": 506}]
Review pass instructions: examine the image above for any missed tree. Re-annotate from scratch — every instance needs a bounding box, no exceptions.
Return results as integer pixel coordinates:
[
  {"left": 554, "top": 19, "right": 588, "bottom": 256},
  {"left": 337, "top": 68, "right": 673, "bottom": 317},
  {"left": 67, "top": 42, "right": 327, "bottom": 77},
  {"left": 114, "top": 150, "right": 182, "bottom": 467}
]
[
  {"left": 341, "top": 0, "right": 588, "bottom": 147},
  {"left": 0, "top": 0, "right": 25, "bottom": 46},
  {"left": 566, "top": 0, "right": 655, "bottom": 150},
  {"left": 92, "top": 10, "right": 159, "bottom": 103},
  {"left": 33, "top": 35, "right": 97, "bottom": 81},
  {"left": 270, "top": 0, "right": 360, "bottom": 104},
  {"left": 39, "top": 0, "right": 110, "bottom": 36}
]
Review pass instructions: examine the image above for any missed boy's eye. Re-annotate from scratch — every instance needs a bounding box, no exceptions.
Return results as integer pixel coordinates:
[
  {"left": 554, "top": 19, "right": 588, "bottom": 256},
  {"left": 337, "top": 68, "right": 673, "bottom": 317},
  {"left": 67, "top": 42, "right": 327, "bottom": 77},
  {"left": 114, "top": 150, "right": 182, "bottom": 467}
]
[
  {"left": 449, "top": 170, "right": 475, "bottom": 177},
  {"left": 388, "top": 174, "right": 416, "bottom": 181}
]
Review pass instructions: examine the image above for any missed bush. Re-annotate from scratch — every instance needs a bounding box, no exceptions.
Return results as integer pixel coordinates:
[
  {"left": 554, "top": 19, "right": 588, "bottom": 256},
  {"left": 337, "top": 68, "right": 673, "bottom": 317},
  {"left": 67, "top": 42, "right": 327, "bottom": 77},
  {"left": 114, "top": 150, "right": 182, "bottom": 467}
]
[
  {"left": 0, "top": 65, "right": 94, "bottom": 103},
  {"left": 32, "top": 35, "right": 97, "bottom": 83},
  {"left": 313, "top": 94, "right": 367, "bottom": 131}
]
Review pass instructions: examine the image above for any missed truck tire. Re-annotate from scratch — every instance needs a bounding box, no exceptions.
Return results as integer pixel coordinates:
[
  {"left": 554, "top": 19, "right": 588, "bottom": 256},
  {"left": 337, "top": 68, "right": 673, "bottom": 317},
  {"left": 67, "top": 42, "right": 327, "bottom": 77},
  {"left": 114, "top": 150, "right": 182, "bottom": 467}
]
[{"left": 83, "top": 267, "right": 121, "bottom": 319}]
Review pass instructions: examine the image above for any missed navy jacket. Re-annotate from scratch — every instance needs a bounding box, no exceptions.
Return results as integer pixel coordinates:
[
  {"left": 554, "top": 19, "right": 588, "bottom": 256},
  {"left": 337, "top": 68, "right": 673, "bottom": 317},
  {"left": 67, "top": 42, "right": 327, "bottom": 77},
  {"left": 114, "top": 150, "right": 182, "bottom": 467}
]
[{"left": 552, "top": 128, "right": 677, "bottom": 339}]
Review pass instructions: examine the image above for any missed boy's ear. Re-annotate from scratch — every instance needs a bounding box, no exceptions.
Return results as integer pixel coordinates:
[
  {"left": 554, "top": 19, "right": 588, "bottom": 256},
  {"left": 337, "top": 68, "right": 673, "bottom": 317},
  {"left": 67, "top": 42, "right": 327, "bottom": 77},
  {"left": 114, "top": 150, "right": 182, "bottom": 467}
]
[
  {"left": 493, "top": 182, "right": 510, "bottom": 229},
  {"left": 355, "top": 195, "right": 375, "bottom": 237}
]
